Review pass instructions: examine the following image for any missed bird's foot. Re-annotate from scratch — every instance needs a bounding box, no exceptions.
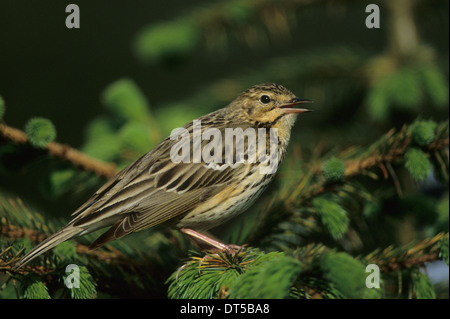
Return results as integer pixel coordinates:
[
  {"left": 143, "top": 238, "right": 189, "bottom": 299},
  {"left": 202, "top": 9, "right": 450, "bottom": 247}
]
[
  {"left": 175, "top": 243, "right": 247, "bottom": 281},
  {"left": 175, "top": 228, "right": 247, "bottom": 281}
]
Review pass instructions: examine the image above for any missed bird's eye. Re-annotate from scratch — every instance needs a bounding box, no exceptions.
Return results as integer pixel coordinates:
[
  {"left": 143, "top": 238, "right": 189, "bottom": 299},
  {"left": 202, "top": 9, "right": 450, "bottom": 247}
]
[{"left": 260, "top": 95, "right": 271, "bottom": 104}]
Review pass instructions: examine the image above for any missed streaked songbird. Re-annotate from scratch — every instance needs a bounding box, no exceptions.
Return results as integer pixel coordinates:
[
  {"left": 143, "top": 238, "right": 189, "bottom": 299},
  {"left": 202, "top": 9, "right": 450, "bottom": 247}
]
[{"left": 15, "top": 83, "right": 312, "bottom": 268}]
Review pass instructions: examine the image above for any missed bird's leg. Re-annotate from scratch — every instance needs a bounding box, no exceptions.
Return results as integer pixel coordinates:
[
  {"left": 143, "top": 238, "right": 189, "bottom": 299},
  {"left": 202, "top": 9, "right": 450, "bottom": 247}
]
[
  {"left": 180, "top": 228, "right": 242, "bottom": 253},
  {"left": 176, "top": 228, "right": 247, "bottom": 281}
]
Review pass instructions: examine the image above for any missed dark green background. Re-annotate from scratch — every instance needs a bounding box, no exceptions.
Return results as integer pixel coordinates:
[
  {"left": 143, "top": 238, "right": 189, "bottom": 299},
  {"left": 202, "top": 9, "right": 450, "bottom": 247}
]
[{"left": 3, "top": 1, "right": 446, "bottom": 145}]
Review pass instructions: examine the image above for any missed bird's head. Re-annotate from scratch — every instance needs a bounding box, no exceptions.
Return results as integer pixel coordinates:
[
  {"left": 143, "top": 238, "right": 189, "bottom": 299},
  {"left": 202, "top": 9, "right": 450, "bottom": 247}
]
[{"left": 229, "top": 83, "right": 312, "bottom": 131}]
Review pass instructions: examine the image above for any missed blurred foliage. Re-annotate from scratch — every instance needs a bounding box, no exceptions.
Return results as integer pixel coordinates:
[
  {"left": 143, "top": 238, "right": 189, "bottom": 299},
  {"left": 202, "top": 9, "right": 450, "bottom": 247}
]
[
  {"left": 133, "top": 0, "right": 300, "bottom": 64},
  {"left": 83, "top": 78, "right": 162, "bottom": 166},
  {"left": 0, "top": 0, "right": 448, "bottom": 299},
  {"left": 0, "top": 95, "right": 5, "bottom": 120},
  {"left": 412, "top": 271, "right": 437, "bottom": 299},
  {"left": 312, "top": 197, "right": 349, "bottom": 240},
  {"left": 319, "top": 251, "right": 368, "bottom": 299},
  {"left": 20, "top": 274, "right": 51, "bottom": 299},
  {"left": 134, "top": 20, "right": 200, "bottom": 64},
  {"left": 366, "top": 60, "right": 449, "bottom": 121},
  {"left": 439, "top": 236, "right": 449, "bottom": 265},
  {"left": 61, "top": 265, "right": 97, "bottom": 299}
]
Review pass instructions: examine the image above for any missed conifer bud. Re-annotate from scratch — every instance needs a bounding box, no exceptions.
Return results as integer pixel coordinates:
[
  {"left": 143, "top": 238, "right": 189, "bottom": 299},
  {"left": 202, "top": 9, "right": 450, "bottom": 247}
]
[
  {"left": 410, "top": 121, "right": 436, "bottom": 146},
  {"left": 404, "top": 148, "right": 431, "bottom": 181},
  {"left": 323, "top": 157, "right": 346, "bottom": 182},
  {"left": 25, "top": 117, "right": 57, "bottom": 148}
]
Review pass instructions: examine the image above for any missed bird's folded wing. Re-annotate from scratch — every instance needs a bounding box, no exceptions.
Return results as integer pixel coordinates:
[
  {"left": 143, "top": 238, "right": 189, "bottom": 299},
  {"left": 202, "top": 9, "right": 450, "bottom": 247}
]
[
  {"left": 78, "top": 157, "right": 248, "bottom": 248},
  {"left": 69, "top": 142, "right": 248, "bottom": 228}
]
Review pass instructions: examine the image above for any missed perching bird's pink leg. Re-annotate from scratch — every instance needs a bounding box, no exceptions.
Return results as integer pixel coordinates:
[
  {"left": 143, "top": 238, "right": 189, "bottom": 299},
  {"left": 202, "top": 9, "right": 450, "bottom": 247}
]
[{"left": 180, "top": 228, "right": 243, "bottom": 252}]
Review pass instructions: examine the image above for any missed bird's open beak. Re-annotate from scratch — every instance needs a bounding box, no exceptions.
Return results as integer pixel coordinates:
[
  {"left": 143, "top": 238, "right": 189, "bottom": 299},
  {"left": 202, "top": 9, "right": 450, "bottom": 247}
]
[{"left": 278, "top": 98, "right": 313, "bottom": 114}]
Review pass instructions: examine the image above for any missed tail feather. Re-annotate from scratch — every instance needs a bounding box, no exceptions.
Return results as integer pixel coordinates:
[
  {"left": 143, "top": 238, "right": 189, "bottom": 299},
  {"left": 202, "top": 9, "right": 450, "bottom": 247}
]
[{"left": 13, "top": 226, "right": 82, "bottom": 269}]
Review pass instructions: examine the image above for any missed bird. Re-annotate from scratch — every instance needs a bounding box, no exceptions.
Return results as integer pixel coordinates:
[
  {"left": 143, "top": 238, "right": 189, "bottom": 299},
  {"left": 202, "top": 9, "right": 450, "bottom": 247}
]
[{"left": 14, "top": 83, "right": 312, "bottom": 268}]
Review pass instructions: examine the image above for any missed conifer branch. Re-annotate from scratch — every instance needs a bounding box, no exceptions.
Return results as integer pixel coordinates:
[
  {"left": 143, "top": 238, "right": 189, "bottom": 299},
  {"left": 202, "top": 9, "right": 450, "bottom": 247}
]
[
  {"left": 0, "top": 123, "right": 117, "bottom": 179},
  {"left": 0, "top": 223, "right": 130, "bottom": 272},
  {"left": 299, "top": 121, "right": 449, "bottom": 203},
  {"left": 248, "top": 121, "right": 449, "bottom": 246},
  {"left": 365, "top": 233, "right": 448, "bottom": 273}
]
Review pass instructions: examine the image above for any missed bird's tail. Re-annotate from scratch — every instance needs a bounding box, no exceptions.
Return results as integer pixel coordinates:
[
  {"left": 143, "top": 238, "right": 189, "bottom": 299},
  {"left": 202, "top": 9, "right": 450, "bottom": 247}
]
[{"left": 13, "top": 225, "right": 82, "bottom": 269}]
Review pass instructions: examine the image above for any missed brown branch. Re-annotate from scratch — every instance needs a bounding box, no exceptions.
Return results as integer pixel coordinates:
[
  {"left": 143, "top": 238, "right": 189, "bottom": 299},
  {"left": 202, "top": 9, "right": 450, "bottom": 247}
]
[
  {"left": 303, "top": 124, "right": 449, "bottom": 202},
  {"left": 311, "top": 123, "right": 449, "bottom": 181},
  {"left": 0, "top": 123, "right": 117, "bottom": 179},
  {"left": 344, "top": 133, "right": 411, "bottom": 178},
  {"left": 0, "top": 224, "right": 47, "bottom": 243},
  {"left": 366, "top": 233, "right": 448, "bottom": 273},
  {"left": 345, "top": 137, "right": 449, "bottom": 178},
  {"left": 380, "top": 252, "right": 439, "bottom": 273}
]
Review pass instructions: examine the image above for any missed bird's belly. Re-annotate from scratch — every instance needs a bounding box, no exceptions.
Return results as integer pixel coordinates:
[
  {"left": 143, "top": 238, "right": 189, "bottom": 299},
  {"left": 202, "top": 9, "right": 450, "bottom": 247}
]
[{"left": 176, "top": 174, "right": 272, "bottom": 230}]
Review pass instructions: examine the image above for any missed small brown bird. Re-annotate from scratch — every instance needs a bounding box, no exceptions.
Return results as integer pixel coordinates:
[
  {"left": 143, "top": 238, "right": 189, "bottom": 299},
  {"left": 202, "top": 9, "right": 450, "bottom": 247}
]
[{"left": 15, "top": 83, "right": 311, "bottom": 268}]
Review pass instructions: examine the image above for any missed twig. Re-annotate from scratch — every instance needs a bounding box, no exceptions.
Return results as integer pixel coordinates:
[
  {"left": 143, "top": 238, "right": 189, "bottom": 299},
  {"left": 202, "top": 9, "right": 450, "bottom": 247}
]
[
  {"left": 386, "top": 162, "right": 403, "bottom": 197},
  {"left": 344, "top": 135, "right": 411, "bottom": 178},
  {"left": 1, "top": 224, "right": 47, "bottom": 243},
  {"left": 0, "top": 123, "right": 117, "bottom": 179},
  {"left": 366, "top": 233, "right": 447, "bottom": 273},
  {"left": 305, "top": 123, "right": 449, "bottom": 202}
]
